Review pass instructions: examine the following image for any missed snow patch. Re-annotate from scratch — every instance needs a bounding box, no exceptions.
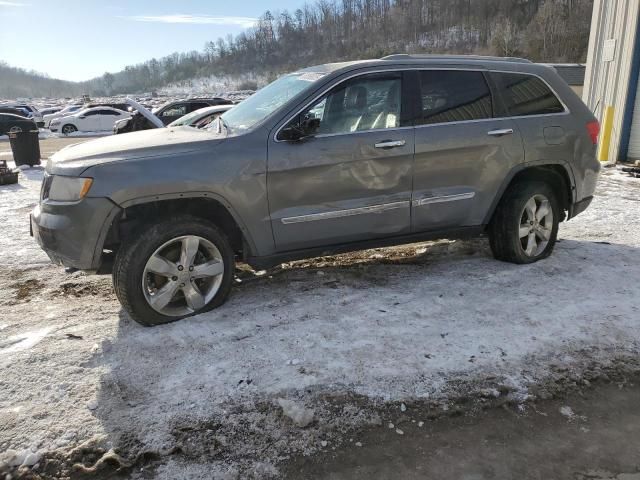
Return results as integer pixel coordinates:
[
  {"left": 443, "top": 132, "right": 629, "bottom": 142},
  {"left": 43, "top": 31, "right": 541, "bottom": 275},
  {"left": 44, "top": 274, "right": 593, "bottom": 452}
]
[
  {"left": 0, "top": 327, "right": 54, "bottom": 355},
  {"left": 560, "top": 406, "right": 575, "bottom": 419},
  {"left": 277, "top": 398, "right": 314, "bottom": 427}
]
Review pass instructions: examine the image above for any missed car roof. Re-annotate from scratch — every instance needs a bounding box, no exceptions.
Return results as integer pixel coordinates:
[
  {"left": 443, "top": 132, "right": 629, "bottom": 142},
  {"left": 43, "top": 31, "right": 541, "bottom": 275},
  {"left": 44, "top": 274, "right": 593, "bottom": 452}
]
[
  {"left": 0, "top": 113, "right": 34, "bottom": 121},
  {"left": 298, "top": 54, "right": 547, "bottom": 77},
  {"left": 76, "top": 106, "right": 118, "bottom": 114}
]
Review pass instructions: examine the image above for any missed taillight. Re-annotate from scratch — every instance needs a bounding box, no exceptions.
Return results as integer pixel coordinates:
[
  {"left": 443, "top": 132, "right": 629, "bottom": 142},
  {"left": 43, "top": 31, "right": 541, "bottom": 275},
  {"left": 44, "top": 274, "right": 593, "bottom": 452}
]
[{"left": 586, "top": 121, "right": 600, "bottom": 145}]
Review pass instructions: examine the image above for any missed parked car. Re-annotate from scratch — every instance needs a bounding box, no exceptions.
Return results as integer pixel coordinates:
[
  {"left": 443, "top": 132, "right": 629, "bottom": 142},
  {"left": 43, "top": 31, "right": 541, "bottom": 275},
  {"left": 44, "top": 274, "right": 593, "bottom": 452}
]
[
  {"left": 31, "top": 55, "right": 600, "bottom": 326},
  {"left": 0, "top": 106, "right": 29, "bottom": 118},
  {"left": 40, "top": 107, "right": 63, "bottom": 116},
  {"left": 49, "top": 107, "right": 131, "bottom": 134},
  {"left": 85, "top": 102, "right": 130, "bottom": 112},
  {"left": 114, "top": 98, "right": 233, "bottom": 134},
  {"left": 3, "top": 104, "right": 44, "bottom": 127},
  {"left": 167, "top": 105, "right": 234, "bottom": 129},
  {"left": 43, "top": 104, "right": 83, "bottom": 128},
  {"left": 0, "top": 113, "right": 37, "bottom": 135}
]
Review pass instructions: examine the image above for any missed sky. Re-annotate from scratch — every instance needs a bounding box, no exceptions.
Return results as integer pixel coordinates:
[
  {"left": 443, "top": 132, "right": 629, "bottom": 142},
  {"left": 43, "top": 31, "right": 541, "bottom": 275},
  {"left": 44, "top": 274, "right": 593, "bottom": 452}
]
[{"left": 0, "top": 0, "right": 302, "bottom": 82}]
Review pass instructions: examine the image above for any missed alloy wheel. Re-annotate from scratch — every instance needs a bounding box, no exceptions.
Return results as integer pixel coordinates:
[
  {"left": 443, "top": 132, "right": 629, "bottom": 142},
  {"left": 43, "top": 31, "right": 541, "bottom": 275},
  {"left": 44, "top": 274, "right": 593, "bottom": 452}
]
[
  {"left": 518, "top": 194, "right": 554, "bottom": 257},
  {"left": 142, "top": 235, "right": 225, "bottom": 316}
]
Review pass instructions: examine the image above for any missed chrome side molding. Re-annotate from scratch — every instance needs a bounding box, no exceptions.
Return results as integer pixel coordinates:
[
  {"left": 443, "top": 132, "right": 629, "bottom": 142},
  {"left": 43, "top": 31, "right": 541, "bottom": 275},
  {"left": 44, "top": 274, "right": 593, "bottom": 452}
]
[
  {"left": 412, "top": 192, "right": 475, "bottom": 207},
  {"left": 281, "top": 200, "right": 410, "bottom": 224},
  {"left": 487, "top": 128, "right": 514, "bottom": 137}
]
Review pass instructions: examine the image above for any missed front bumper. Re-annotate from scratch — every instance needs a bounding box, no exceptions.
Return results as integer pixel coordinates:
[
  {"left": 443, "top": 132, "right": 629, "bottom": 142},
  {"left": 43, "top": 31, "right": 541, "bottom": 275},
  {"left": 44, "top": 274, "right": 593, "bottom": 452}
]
[{"left": 31, "top": 197, "right": 121, "bottom": 270}]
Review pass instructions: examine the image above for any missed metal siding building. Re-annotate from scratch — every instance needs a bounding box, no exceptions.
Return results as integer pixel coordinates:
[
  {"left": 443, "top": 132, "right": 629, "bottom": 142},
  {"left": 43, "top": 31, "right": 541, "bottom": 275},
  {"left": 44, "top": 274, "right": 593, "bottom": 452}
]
[{"left": 583, "top": 0, "right": 640, "bottom": 162}]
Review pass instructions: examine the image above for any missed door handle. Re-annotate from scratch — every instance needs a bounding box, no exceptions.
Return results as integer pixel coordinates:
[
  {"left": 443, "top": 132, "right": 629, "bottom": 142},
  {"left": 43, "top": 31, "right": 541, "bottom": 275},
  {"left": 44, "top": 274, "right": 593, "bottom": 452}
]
[
  {"left": 374, "top": 140, "right": 406, "bottom": 149},
  {"left": 487, "top": 128, "right": 514, "bottom": 137}
]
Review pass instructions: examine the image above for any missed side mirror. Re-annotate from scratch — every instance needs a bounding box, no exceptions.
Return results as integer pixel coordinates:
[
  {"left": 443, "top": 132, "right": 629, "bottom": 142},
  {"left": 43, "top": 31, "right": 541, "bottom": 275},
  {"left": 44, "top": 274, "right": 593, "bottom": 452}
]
[{"left": 280, "top": 117, "right": 320, "bottom": 142}]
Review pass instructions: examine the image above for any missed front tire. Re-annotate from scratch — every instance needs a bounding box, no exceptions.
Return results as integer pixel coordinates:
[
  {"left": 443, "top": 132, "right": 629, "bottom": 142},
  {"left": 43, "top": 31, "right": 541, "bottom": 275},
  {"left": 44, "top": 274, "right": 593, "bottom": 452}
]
[
  {"left": 61, "top": 124, "right": 77, "bottom": 135},
  {"left": 113, "top": 216, "right": 235, "bottom": 326},
  {"left": 489, "top": 181, "right": 560, "bottom": 264}
]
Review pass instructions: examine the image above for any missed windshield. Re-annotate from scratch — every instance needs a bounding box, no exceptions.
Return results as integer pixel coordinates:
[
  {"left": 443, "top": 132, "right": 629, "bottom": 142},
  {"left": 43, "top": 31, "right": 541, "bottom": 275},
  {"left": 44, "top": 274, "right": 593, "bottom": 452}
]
[{"left": 220, "top": 71, "right": 327, "bottom": 132}]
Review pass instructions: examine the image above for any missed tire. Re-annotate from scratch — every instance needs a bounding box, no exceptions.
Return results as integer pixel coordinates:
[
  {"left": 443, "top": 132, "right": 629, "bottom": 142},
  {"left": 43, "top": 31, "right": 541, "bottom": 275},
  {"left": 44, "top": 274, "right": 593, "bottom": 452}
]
[
  {"left": 61, "top": 124, "right": 77, "bottom": 135},
  {"left": 113, "top": 216, "right": 235, "bottom": 326},
  {"left": 488, "top": 181, "right": 560, "bottom": 264}
]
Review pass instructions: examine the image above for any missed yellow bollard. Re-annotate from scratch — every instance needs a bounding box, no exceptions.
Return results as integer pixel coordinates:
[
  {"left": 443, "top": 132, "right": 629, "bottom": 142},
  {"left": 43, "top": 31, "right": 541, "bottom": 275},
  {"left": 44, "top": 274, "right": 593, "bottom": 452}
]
[{"left": 598, "top": 105, "right": 614, "bottom": 162}]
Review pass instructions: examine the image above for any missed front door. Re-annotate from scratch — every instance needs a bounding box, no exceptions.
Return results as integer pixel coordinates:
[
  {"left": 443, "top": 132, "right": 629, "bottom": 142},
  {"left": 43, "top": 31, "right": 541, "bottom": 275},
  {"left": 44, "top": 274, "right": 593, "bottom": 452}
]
[
  {"left": 411, "top": 69, "right": 524, "bottom": 231},
  {"left": 268, "top": 71, "right": 414, "bottom": 251}
]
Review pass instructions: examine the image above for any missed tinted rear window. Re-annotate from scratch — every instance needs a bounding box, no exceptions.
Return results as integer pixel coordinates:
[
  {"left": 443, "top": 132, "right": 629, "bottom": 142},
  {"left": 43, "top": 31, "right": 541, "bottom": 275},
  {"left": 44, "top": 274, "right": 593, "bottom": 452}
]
[
  {"left": 419, "top": 70, "right": 493, "bottom": 125},
  {"left": 493, "top": 72, "right": 565, "bottom": 116}
]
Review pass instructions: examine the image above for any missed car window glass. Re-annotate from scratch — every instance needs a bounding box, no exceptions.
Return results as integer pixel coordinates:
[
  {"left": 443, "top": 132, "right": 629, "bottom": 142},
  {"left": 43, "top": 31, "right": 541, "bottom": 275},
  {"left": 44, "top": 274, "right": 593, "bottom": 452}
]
[
  {"left": 162, "top": 105, "right": 187, "bottom": 117},
  {"left": 300, "top": 74, "right": 402, "bottom": 135},
  {"left": 494, "top": 72, "right": 565, "bottom": 116},
  {"left": 419, "top": 70, "right": 493, "bottom": 125}
]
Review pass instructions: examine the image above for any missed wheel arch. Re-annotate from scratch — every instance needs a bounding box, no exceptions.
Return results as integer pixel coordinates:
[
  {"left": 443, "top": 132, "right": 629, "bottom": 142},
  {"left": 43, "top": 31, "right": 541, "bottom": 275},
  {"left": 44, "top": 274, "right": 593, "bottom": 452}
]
[
  {"left": 484, "top": 162, "right": 575, "bottom": 226},
  {"left": 105, "top": 192, "right": 257, "bottom": 260}
]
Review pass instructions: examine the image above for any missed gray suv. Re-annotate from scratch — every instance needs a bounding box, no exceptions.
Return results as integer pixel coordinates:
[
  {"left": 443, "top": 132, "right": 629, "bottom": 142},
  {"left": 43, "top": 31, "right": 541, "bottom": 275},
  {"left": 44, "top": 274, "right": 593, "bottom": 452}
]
[{"left": 31, "top": 55, "right": 601, "bottom": 326}]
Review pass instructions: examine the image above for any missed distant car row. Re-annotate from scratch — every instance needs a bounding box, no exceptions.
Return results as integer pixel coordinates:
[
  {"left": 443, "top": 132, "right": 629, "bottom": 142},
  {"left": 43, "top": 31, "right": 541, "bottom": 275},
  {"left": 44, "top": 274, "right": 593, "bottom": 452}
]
[
  {"left": 113, "top": 97, "right": 233, "bottom": 133},
  {"left": 0, "top": 97, "right": 236, "bottom": 137}
]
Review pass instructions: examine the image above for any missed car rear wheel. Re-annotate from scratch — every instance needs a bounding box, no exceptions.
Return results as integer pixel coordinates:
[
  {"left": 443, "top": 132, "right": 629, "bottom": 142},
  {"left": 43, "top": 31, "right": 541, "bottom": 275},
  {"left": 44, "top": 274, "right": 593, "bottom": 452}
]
[
  {"left": 61, "top": 124, "right": 77, "bottom": 135},
  {"left": 488, "top": 181, "right": 560, "bottom": 264},
  {"left": 113, "top": 216, "right": 235, "bottom": 326}
]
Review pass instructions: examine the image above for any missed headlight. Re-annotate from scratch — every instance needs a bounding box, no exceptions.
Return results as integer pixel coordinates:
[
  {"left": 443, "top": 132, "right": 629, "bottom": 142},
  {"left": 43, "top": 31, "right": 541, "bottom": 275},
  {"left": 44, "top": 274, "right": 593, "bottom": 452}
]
[{"left": 48, "top": 176, "right": 93, "bottom": 202}]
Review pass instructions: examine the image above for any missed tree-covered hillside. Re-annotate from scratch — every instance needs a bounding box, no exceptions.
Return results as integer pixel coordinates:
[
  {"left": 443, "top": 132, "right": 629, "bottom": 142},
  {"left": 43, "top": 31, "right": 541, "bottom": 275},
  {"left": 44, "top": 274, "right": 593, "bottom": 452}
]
[{"left": 2, "top": 0, "right": 593, "bottom": 98}]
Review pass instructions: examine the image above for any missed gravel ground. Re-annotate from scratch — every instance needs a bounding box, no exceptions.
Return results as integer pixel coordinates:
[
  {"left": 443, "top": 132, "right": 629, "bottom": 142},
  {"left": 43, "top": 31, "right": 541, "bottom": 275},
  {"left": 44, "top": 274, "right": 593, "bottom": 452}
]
[{"left": 1, "top": 138, "right": 640, "bottom": 478}]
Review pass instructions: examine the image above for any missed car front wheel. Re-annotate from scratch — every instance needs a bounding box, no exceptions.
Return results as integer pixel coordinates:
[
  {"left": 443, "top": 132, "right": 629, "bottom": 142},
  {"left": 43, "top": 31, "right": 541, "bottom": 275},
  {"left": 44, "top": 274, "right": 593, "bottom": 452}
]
[
  {"left": 61, "top": 124, "right": 77, "bottom": 135},
  {"left": 489, "top": 181, "right": 560, "bottom": 264},
  {"left": 113, "top": 216, "right": 235, "bottom": 326}
]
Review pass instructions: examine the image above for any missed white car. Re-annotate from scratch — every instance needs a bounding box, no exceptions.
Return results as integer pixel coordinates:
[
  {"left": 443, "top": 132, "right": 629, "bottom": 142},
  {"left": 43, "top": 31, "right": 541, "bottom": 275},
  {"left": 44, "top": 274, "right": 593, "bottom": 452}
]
[
  {"left": 49, "top": 107, "right": 131, "bottom": 134},
  {"left": 43, "top": 104, "right": 84, "bottom": 128},
  {"left": 167, "top": 105, "right": 234, "bottom": 129}
]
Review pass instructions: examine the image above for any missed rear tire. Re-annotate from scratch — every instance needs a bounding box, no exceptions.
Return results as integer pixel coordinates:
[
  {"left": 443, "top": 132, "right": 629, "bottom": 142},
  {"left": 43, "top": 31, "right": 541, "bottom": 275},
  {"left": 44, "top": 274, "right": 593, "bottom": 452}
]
[
  {"left": 488, "top": 181, "right": 560, "bottom": 264},
  {"left": 113, "top": 216, "right": 235, "bottom": 326}
]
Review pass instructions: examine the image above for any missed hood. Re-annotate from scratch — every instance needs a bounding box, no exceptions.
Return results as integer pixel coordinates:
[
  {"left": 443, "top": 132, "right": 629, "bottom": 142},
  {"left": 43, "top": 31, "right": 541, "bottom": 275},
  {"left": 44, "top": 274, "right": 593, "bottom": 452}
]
[{"left": 48, "top": 127, "right": 226, "bottom": 176}]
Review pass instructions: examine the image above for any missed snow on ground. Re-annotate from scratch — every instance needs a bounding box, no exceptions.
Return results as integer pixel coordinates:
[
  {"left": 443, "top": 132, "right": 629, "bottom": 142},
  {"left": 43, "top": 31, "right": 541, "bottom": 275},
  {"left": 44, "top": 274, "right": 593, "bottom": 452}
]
[{"left": 1, "top": 151, "right": 640, "bottom": 477}]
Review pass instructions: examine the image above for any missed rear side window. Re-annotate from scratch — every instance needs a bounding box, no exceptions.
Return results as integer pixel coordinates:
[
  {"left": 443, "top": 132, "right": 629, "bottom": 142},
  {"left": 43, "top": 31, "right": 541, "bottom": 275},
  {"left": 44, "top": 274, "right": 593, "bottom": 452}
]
[
  {"left": 493, "top": 72, "right": 565, "bottom": 116},
  {"left": 419, "top": 70, "right": 493, "bottom": 125},
  {"left": 190, "top": 102, "right": 210, "bottom": 111},
  {"left": 162, "top": 105, "right": 187, "bottom": 117}
]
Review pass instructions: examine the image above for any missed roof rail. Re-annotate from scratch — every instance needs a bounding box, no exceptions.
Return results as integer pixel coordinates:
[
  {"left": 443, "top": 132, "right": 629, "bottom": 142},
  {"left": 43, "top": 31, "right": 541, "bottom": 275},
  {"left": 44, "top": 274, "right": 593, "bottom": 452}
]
[{"left": 380, "top": 53, "right": 533, "bottom": 64}]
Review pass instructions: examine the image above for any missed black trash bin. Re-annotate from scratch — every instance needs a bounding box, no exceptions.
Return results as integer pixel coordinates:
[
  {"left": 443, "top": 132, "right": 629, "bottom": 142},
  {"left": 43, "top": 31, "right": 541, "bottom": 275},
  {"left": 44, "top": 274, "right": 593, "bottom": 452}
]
[{"left": 9, "top": 130, "right": 41, "bottom": 167}]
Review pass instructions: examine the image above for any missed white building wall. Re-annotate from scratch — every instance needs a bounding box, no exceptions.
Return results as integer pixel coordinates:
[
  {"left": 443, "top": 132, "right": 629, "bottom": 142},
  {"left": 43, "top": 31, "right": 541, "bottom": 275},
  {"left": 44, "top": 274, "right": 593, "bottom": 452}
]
[{"left": 583, "top": 0, "right": 640, "bottom": 162}]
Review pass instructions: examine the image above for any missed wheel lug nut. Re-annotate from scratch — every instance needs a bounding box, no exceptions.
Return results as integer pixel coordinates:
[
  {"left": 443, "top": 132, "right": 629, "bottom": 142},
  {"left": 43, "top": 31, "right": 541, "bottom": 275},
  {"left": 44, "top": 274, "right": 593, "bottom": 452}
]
[
  {"left": 189, "top": 266, "right": 194, "bottom": 271},
  {"left": 172, "top": 276, "right": 178, "bottom": 281},
  {"left": 177, "top": 265, "right": 184, "bottom": 271},
  {"left": 180, "top": 283, "right": 185, "bottom": 287}
]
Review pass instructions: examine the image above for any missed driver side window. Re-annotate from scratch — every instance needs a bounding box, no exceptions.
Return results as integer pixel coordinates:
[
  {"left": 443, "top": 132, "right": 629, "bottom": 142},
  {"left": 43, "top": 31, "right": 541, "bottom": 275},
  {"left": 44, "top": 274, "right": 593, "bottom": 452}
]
[{"left": 298, "top": 73, "right": 403, "bottom": 136}]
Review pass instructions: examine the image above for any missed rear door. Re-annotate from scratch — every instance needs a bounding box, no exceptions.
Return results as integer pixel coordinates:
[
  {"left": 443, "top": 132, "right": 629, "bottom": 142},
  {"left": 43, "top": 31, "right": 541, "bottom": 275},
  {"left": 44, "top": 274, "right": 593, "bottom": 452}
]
[
  {"left": 411, "top": 69, "right": 524, "bottom": 231},
  {"left": 267, "top": 71, "right": 414, "bottom": 251},
  {"left": 490, "top": 71, "right": 574, "bottom": 184}
]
